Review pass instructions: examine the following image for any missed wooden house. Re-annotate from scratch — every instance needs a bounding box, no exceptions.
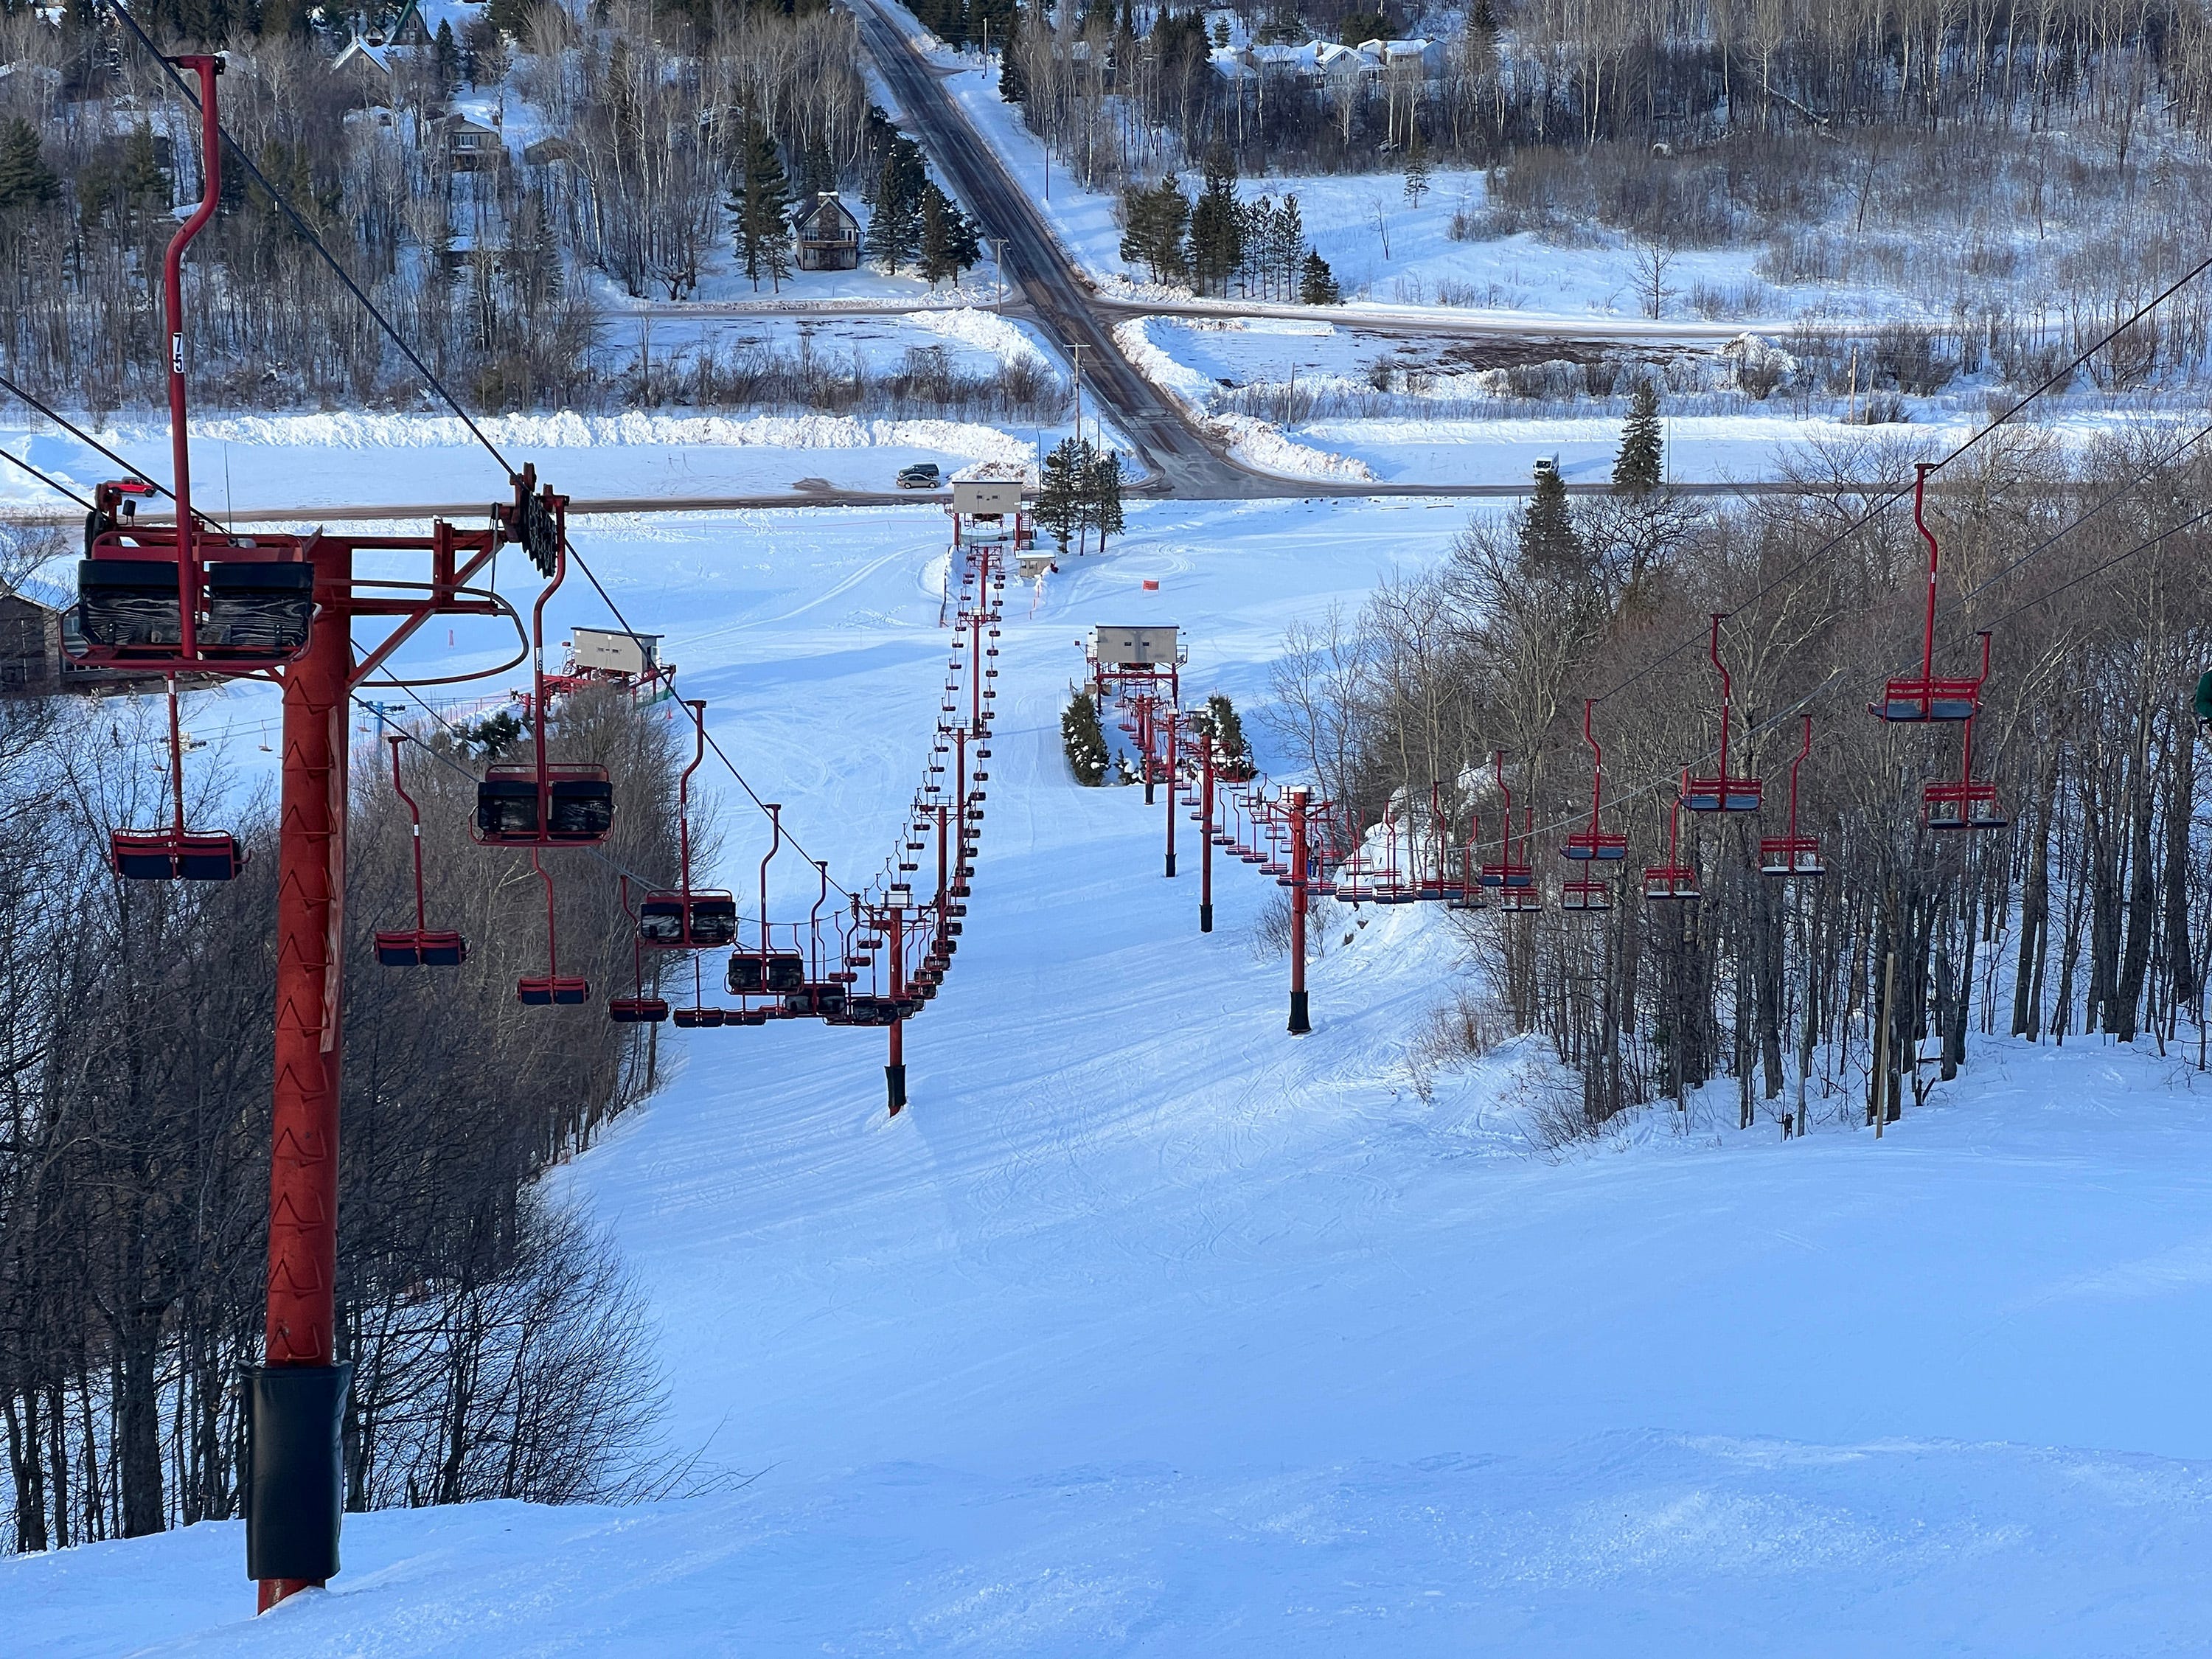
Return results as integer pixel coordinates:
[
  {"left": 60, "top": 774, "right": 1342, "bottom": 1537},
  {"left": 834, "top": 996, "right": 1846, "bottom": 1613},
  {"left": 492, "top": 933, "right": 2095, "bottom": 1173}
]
[{"left": 796, "top": 193, "right": 860, "bottom": 271}]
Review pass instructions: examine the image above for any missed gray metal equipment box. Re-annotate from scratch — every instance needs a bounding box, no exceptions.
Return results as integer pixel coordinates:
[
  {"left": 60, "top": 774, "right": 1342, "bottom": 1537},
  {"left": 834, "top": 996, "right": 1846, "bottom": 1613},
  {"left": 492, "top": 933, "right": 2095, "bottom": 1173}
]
[
  {"left": 953, "top": 481, "right": 1023, "bottom": 515},
  {"left": 1089, "top": 625, "right": 1178, "bottom": 667},
  {"left": 571, "top": 627, "right": 661, "bottom": 678}
]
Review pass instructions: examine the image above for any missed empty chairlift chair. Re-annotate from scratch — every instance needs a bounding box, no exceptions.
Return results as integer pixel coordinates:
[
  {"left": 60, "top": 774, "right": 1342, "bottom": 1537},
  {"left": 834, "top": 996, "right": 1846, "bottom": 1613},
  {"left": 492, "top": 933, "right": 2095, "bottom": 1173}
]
[
  {"left": 1642, "top": 772, "right": 1701, "bottom": 902},
  {"left": 1758, "top": 716, "right": 1826, "bottom": 877},
  {"left": 516, "top": 849, "right": 589, "bottom": 1005},
  {"left": 476, "top": 761, "right": 614, "bottom": 844},
  {"left": 1479, "top": 752, "right": 1536, "bottom": 895},
  {"left": 1872, "top": 465, "right": 1988, "bottom": 723},
  {"left": 1923, "top": 697, "right": 2009, "bottom": 832},
  {"left": 1681, "top": 615, "right": 1763, "bottom": 813},
  {"left": 109, "top": 675, "right": 246, "bottom": 882},
  {"left": 374, "top": 734, "right": 468, "bottom": 966}
]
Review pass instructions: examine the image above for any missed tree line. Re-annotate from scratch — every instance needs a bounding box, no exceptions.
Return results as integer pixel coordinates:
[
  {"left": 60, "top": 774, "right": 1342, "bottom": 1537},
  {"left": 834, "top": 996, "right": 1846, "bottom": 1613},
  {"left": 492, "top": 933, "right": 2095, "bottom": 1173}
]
[
  {"left": 0, "top": 650, "right": 689, "bottom": 1554},
  {"left": 1267, "top": 402, "right": 2212, "bottom": 1134},
  {"left": 0, "top": 0, "right": 942, "bottom": 412},
  {"left": 1120, "top": 156, "right": 1339, "bottom": 300}
]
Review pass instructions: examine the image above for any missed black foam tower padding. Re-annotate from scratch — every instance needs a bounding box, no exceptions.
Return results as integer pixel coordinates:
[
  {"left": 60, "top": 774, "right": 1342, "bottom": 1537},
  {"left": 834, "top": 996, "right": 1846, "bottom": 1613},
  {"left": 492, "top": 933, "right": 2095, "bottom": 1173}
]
[
  {"left": 244, "top": 1363, "right": 351, "bottom": 1583},
  {"left": 1287, "top": 990, "right": 1311, "bottom": 1036}
]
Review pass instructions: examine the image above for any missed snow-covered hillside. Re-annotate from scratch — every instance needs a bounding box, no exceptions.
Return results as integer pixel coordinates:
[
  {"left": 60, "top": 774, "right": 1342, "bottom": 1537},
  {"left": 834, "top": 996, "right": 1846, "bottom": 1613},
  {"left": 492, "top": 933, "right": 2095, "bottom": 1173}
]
[{"left": 13, "top": 495, "right": 2212, "bottom": 1655}]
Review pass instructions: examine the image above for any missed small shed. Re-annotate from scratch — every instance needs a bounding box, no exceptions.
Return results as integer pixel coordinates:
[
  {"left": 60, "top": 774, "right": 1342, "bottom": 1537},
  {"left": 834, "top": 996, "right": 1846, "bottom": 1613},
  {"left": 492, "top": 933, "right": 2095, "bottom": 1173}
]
[{"left": 796, "top": 193, "right": 860, "bottom": 271}]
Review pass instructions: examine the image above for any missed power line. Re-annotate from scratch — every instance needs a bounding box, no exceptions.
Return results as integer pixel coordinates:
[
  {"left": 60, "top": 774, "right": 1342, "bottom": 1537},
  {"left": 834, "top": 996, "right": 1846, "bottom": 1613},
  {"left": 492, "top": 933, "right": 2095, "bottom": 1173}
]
[{"left": 0, "top": 367, "right": 221, "bottom": 526}]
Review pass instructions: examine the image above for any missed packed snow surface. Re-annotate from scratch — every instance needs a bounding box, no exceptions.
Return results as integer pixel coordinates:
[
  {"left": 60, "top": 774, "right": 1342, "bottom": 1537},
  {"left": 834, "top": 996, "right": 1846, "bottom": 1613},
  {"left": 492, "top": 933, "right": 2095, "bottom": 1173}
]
[{"left": 13, "top": 494, "right": 2212, "bottom": 1655}]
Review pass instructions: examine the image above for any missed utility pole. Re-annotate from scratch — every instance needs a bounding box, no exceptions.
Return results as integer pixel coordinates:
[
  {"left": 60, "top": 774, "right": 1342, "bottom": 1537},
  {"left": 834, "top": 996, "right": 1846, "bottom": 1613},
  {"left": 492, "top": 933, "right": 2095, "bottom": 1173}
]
[
  {"left": 1070, "top": 341, "right": 1085, "bottom": 445},
  {"left": 990, "top": 236, "right": 1009, "bottom": 310}
]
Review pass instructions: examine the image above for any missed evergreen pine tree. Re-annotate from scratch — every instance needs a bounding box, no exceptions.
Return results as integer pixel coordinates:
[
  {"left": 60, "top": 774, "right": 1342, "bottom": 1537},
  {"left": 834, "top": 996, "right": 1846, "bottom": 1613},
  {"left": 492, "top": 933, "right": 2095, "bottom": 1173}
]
[
  {"left": 730, "top": 114, "right": 794, "bottom": 292},
  {"left": 1062, "top": 690, "right": 1109, "bottom": 784},
  {"left": 1402, "top": 150, "right": 1430, "bottom": 207},
  {"left": 799, "top": 133, "right": 835, "bottom": 197},
  {"left": 999, "top": 6, "right": 1030, "bottom": 103},
  {"left": 1200, "top": 691, "right": 1253, "bottom": 777},
  {"left": 1298, "top": 250, "right": 1340, "bottom": 305},
  {"left": 434, "top": 20, "right": 461, "bottom": 91},
  {"left": 1082, "top": 448, "right": 1124, "bottom": 551},
  {"left": 1119, "top": 175, "right": 1190, "bottom": 282},
  {"left": 1277, "top": 195, "right": 1305, "bottom": 298},
  {"left": 863, "top": 135, "right": 928, "bottom": 271},
  {"left": 1613, "top": 378, "right": 1664, "bottom": 494},
  {"left": 1517, "top": 459, "right": 1585, "bottom": 575},
  {"left": 117, "top": 124, "right": 169, "bottom": 211},
  {"left": 0, "top": 118, "right": 59, "bottom": 215},
  {"left": 1036, "top": 437, "right": 1085, "bottom": 554},
  {"left": 919, "top": 183, "right": 956, "bottom": 287},
  {"left": 1187, "top": 158, "right": 1242, "bottom": 297}
]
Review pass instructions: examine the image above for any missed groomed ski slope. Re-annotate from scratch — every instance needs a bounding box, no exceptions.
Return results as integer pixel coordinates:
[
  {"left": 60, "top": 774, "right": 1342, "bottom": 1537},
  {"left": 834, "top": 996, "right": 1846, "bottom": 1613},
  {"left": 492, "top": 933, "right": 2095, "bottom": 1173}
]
[{"left": 15, "top": 495, "right": 2212, "bottom": 1656}]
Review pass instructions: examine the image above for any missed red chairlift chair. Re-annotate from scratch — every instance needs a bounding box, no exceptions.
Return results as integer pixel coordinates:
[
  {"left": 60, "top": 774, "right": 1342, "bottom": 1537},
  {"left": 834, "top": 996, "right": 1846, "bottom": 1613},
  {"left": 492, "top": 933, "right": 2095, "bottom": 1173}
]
[
  {"left": 69, "top": 66, "right": 317, "bottom": 681},
  {"left": 1496, "top": 809, "right": 1544, "bottom": 912},
  {"left": 1759, "top": 715, "right": 1826, "bottom": 877},
  {"left": 1873, "top": 465, "right": 1987, "bottom": 722},
  {"left": 516, "top": 849, "right": 589, "bottom": 1005},
  {"left": 110, "top": 675, "right": 246, "bottom": 881},
  {"left": 638, "top": 703, "right": 737, "bottom": 949},
  {"left": 1643, "top": 771, "right": 1701, "bottom": 902},
  {"left": 1479, "top": 752, "right": 1535, "bottom": 890},
  {"left": 373, "top": 733, "right": 467, "bottom": 966},
  {"left": 1444, "top": 832, "right": 1483, "bottom": 911},
  {"left": 1682, "top": 614, "right": 1763, "bottom": 813},
  {"left": 1560, "top": 873, "right": 1610, "bottom": 911},
  {"left": 1259, "top": 813, "right": 1289, "bottom": 877},
  {"left": 1924, "top": 700, "right": 2009, "bottom": 832},
  {"left": 1562, "top": 701, "right": 1630, "bottom": 862},
  {"left": 726, "top": 807, "right": 810, "bottom": 997},
  {"left": 473, "top": 512, "right": 613, "bottom": 849},
  {"left": 1416, "top": 782, "right": 1458, "bottom": 901},
  {"left": 608, "top": 886, "right": 671, "bottom": 1023}
]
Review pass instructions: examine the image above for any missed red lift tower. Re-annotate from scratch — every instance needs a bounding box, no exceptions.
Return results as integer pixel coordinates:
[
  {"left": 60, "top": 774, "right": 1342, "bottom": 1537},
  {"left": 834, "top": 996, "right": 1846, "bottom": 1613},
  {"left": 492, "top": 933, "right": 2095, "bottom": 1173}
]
[{"left": 69, "top": 55, "right": 569, "bottom": 1612}]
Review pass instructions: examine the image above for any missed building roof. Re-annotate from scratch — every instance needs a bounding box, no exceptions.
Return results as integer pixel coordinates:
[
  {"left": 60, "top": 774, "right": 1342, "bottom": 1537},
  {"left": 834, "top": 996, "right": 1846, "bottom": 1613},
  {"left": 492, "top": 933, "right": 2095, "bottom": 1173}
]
[
  {"left": 797, "top": 194, "right": 860, "bottom": 236},
  {"left": 333, "top": 35, "right": 394, "bottom": 77}
]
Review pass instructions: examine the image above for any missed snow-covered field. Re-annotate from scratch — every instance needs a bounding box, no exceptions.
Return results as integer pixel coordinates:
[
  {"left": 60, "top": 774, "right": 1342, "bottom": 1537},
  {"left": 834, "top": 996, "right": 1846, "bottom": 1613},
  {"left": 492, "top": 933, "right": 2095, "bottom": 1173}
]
[{"left": 12, "top": 486, "right": 2212, "bottom": 1655}]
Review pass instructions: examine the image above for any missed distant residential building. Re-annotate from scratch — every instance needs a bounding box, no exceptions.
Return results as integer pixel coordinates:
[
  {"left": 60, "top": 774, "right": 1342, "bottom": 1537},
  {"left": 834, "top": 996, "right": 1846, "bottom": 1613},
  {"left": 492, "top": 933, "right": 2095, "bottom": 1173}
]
[
  {"left": 0, "top": 592, "right": 57, "bottom": 695},
  {"left": 332, "top": 35, "right": 396, "bottom": 88},
  {"left": 796, "top": 193, "right": 861, "bottom": 271},
  {"left": 435, "top": 113, "right": 505, "bottom": 172}
]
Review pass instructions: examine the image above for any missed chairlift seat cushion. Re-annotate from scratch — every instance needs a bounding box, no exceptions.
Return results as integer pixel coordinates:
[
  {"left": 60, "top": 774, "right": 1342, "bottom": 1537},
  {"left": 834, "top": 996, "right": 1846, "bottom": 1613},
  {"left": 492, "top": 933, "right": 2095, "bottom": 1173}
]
[
  {"left": 204, "top": 561, "right": 314, "bottom": 653},
  {"left": 112, "top": 829, "right": 243, "bottom": 881}
]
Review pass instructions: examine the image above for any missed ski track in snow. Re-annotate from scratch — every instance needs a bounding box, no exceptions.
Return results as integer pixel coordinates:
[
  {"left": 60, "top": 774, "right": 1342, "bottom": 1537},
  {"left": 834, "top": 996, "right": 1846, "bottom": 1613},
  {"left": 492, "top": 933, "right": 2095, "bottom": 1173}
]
[{"left": 16, "top": 491, "right": 2212, "bottom": 1655}]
